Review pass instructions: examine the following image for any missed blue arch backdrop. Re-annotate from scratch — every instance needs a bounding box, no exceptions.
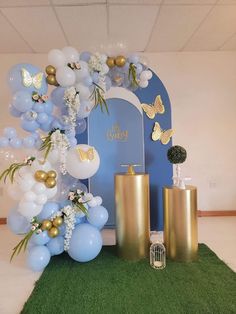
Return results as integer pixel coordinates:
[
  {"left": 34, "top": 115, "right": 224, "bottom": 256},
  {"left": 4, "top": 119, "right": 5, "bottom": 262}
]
[{"left": 77, "top": 70, "right": 173, "bottom": 231}]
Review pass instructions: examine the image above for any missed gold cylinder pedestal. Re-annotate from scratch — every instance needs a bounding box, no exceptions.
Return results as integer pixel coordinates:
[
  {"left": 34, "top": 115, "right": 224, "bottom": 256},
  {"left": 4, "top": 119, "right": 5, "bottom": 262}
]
[
  {"left": 115, "top": 171, "right": 150, "bottom": 260},
  {"left": 163, "top": 186, "right": 198, "bottom": 262}
]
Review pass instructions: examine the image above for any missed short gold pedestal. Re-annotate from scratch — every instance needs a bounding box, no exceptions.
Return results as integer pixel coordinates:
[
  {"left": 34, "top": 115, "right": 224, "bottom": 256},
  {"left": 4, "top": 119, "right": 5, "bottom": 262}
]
[
  {"left": 115, "top": 172, "right": 150, "bottom": 260},
  {"left": 163, "top": 185, "right": 198, "bottom": 262}
]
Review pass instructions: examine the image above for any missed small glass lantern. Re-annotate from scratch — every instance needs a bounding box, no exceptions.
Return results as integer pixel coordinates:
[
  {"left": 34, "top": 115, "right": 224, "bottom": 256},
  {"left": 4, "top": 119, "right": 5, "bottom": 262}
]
[{"left": 150, "top": 242, "right": 166, "bottom": 269}]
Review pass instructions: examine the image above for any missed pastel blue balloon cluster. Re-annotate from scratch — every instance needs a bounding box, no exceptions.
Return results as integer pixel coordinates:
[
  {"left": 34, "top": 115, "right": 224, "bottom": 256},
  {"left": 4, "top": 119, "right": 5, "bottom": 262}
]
[
  {"left": 0, "top": 127, "right": 40, "bottom": 149},
  {"left": 8, "top": 63, "right": 59, "bottom": 135}
]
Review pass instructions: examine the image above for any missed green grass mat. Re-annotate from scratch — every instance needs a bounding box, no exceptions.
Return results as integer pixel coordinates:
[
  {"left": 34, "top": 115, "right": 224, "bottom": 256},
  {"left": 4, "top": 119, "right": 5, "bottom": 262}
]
[{"left": 21, "top": 244, "right": 236, "bottom": 314}]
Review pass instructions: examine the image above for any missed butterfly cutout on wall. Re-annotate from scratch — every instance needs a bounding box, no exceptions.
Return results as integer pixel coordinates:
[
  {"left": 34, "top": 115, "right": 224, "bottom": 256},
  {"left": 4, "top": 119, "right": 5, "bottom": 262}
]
[
  {"left": 21, "top": 68, "right": 43, "bottom": 89},
  {"left": 77, "top": 148, "right": 95, "bottom": 162},
  {"left": 142, "top": 95, "right": 165, "bottom": 119},
  {"left": 151, "top": 122, "right": 173, "bottom": 145}
]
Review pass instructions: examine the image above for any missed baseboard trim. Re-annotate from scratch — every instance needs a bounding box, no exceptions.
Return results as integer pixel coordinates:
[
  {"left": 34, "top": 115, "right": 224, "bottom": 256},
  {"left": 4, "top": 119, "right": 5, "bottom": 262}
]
[
  {"left": 198, "top": 210, "right": 236, "bottom": 217},
  {"left": 0, "top": 218, "right": 6, "bottom": 224}
]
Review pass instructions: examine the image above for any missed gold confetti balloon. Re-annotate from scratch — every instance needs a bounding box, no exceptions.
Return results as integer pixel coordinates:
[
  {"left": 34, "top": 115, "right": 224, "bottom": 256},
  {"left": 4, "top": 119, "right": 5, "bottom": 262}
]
[
  {"left": 115, "top": 56, "right": 126, "bottom": 67},
  {"left": 53, "top": 216, "right": 63, "bottom": 227},
  {"left": 41, "top": 220, "right": 52, "bottom": 231},
  {"left": 106, "top": 57, "right": 116, "bottom": 68},
  {"left": 45, "top": 177, "right": 57, "bottom": 189},
  {"left": 47, "top": 170, "right": 57, "bottom": 179},
  {"left": 34, "top": 170, "right": 48, "bottom": 182},
  {"left": 45, "top": 65, "right": 56, "bottom": 75},
  {"left": 48, "top": 227, "right": 59, "bottom": 238}
]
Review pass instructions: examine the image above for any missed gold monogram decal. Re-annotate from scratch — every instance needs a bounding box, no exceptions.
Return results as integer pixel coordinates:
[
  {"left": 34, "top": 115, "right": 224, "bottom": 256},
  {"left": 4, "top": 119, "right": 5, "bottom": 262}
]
[{"left": 107, "top": 124, "right": 128, "bottom": 142}]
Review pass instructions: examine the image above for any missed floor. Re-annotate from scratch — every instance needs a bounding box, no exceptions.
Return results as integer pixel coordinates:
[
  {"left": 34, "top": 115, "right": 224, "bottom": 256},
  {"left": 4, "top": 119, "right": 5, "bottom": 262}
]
[{"left": 0, "top": 217, "right": 235, "bottom": 314}]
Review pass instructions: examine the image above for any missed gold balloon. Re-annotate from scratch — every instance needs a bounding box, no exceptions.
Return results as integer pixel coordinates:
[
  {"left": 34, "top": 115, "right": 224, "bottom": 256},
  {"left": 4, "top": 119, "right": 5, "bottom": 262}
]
[
  {"left": 53, "top": 216, "right": 63, "bottom": 227},
  {"left": 46, "top": 65, "right": 56, "bottom": 75},
  {"left": 115, "top": 56, "right": 126, "bottom": 67},
  {"left": 106, "top": 57, "right": 115, "bottom": 68},
  {"left": 34, "top": 170, "right": 48, "bottom": 182},
  {"left": 48, "top": 227, "right": 59, "bottom": 238},
  {"left": 41, "top": 220, "right": 52, "bottom": 231},
  {"left": 45, "top": 177, "right": 57, "bottom": 189},
  {"left": 46, "top": 74, "right": 58, "bottom": 86},
  {"left": 47, "top": 170, "right": 57, "bottom": 179}
]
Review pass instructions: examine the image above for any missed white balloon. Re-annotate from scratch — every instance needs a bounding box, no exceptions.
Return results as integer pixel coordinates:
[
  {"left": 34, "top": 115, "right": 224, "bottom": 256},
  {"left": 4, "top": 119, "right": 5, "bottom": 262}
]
[
  {"left": 87, "top": 198, "right": 98, "bottom": 207},
  {"left": 94, "top": 196, "right": 102, "bottom": 206},
  {"left": 77, "top": 100, "right": 94, "bottom": 119},
  {"left": 7, "top": 184, "right": 22, "bottom": 200},
  {"left": 33, "top": 183, "right": 46, "bottom": 194},
  {"left": 23, "top": 191, "right": 37, "bottom": 202},
  {"left": 48, "top": 49, "right": 66, "bottom": 68},
  {"left": 83, "top": 193, "right": 93, "bottom": 202},
  {"left": 18, "top": 173, "right": 35, "bottom": 192},
  {"left": 139, "top": 80, "right": 148, "bottom": 88},
  {"left": 75, "top": 83, "right": 90, "bottom": 100},
  {"left": 45, "top": 186, "right": 57, "bottom": 199},
  {"left": 30, "top": 160, "right": 51, "bottom": 173},
  {"left": 65, "top": 144, "right": 100, "bottom": 179},
  {"left": 47, "top": 149, "right": 60, "bottom": 165},
  {"left": 146, "top": 70, "right": 153, "bottom": 80},
  {"left": 62, "top": 46, "right": 79, "bottom": 63},
  {"left": 35, "top": 194, "right": 48, "bottom": 205},
  {"left": 56, "top": 66, "right": 76, "bottom": 87},
  {"left": 140, "top": 70, "right": 151, "bottom": 81},
  {"left": 18, "top": 201, "right": 42, "bottom": 219},
  {"left": 75, "top": 61, "right": 89, "bottom": 82}
]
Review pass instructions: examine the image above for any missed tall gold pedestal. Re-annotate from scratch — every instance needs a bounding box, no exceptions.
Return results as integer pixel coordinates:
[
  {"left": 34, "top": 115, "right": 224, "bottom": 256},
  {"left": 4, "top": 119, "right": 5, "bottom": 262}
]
[
  {"left": 115, "top": 172, "right": 150, "bottom": 260},
  {"left": 163, "top": 186, "right": 198, "bottom": 262}
]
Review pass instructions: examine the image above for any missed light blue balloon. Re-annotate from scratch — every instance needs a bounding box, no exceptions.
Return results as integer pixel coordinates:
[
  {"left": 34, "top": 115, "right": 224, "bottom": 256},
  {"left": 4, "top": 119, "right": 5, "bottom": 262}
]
[
  {"left": 80, "top": 51, "right": 91, "bottom": 62},
  {"left": 46, "top": 236, "right": 64, "bottom": 256},
  {"left": 0, "top": 137, "right": 9, "bottom": 147},
  {"left": 39, "top": 116, "right": 53, "bottom": 132},
  {"left": 7, "top": 208, "right": 30, "bottom": 234},
  {"left": 68, "top": 223, "right": 102, "bottom": 262},
  {"left": 12, "top": 91, "right": 33, "bottom": 113},
  {"left": 22, "top": 110, "right": 38, "bottom": 121},
  {"left": 44, "top": 100, "right": 53, "bottom": 115},
  {"left": 37, "top": 202, "right": 60, "bottom": 220},
  {"left": 31, "top": 231, "right": 50, "bottom": 246},
  {"left": 65, "top": 129, "right": 76, "bottom": 138},
  {"left": 9, "top": 137, "right": 22, "bottom": 148},
  {"left": 35, "top": 139, "right": 43, "bottom": 149},
  {"left": 128, "top": 54, "right": 139, "bottom": 64},
  {"left": 32, "top": 102, "right": 44, "bottom": 113},
  {"left": 31, "top": 132, "right": 40, "bottom": 140},
  {"left": 37, "top": 112, "right": 49, "bottom": 124},
  {"left": 8, "top": 63, "right": 48, "bottom": 94},
  {"left": 23, "top": 136, "right": 35, "bottom": 148},
  {"left": 69, "top": 137, "right": 77, "bottom": 147},
  {"left": 51, "top": 119, "right": 63, "bottom": 130},
  {"left": 105, "top": 76, "right": 112, "bottom": 91},
  {"left": 92, "top": 72, "right": 99, "bottom": 84},
  {"left": 3, "top": 127, "right": 17, "bottom": 139},
  {"left": 136, "top": 63, "right": 143, "bottom": 74},
  {"left": 83, "top": 76, "right": 93, "bottom": 87},
  {"left": 9, "top": 104, "right": 22, "bottom": 117},
  {"left": 75, "top": 215, "right": 86, "bottom": 225},
  {"left": 21, "top": 119, "right": 40, "bottom": 132},
  {"left": 27, "top": 245, "right": 51, "bottom": 272},
  {"left": 51, "top": 87, "right": 65, "bottom": 107},
  {"left": 87, "top": 206, "right": 108, "bottom": 230},
  {"left": 58, "top": 223, "right": 66, "bottom": 236},
  {"left": 75, "top": 119, "right": 86, "bottom": 134}
]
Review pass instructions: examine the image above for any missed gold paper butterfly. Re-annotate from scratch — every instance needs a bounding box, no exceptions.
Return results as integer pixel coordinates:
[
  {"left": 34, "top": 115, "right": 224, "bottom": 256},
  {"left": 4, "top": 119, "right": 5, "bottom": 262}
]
[
  {"left": 152, "top": 122, "right": 173, "bottom": 145},
  {"left": 21, "top": 68, "right": 43, "bottom": 89},
  {"left": 77, "top": 148, "right": 94, "bottom": 161},
  {"left": 142, "top": 95, "right": 165, "bottom": 119}
]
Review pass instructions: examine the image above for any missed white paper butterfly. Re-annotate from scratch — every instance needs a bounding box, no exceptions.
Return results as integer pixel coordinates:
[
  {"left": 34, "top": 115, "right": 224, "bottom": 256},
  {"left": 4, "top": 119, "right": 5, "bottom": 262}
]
[{"left": 21, "top": 68, "right": 43, "bottom": 89}]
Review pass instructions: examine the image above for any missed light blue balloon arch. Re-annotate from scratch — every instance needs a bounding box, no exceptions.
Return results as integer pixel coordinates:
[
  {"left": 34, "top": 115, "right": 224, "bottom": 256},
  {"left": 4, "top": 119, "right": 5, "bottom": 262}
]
[{"left": 77, "top": 70, "right": 173, "bottom": 231}]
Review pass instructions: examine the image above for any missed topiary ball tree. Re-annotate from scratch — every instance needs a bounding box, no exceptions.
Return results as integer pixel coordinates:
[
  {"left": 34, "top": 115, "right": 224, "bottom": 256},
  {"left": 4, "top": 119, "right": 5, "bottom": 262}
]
[{"left": 167, "top": 145, "right": 187, "bottom": 164}]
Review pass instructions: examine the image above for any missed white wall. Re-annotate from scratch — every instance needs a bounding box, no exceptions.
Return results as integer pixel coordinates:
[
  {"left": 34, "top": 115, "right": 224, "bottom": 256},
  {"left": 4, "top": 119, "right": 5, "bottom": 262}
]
[{"left": 0, "top": 52, "right": 235, "bottom": 217}]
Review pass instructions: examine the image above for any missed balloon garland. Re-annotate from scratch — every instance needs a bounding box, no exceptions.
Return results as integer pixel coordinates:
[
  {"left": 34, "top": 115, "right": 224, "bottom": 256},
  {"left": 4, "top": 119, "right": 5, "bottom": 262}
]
[{"left": 0, "top": 47, "right": 152, "bottom": 271}]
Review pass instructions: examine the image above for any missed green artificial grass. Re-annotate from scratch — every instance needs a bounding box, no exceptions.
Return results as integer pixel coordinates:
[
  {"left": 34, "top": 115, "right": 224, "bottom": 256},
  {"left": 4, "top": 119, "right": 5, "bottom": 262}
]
[{"left": 21, "top": 244, "right": 236, "bottom": 314}]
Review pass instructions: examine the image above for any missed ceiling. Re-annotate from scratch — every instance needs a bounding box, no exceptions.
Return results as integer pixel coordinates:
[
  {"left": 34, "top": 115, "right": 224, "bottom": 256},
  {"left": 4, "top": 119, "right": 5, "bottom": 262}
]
[{"left": 0, "top": 0, "right": 236, "bottom": 53}]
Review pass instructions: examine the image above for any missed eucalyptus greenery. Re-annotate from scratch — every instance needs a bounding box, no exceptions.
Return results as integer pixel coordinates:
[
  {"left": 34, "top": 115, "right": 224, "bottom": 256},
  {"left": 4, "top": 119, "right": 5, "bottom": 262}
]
[
  {"left": 90, "top": 83, "right": 109, "bottom": 114},
  {"left": 128, "top": 63, "right": 139, "bottom": 88},
  {"left": 167, "top": 145, "right": 187, "bottom": 164},
  {"left": 0, "top": 156, "right": 35, "bottom": 184}
]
